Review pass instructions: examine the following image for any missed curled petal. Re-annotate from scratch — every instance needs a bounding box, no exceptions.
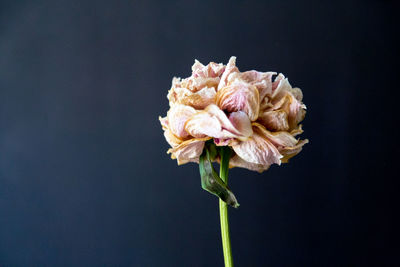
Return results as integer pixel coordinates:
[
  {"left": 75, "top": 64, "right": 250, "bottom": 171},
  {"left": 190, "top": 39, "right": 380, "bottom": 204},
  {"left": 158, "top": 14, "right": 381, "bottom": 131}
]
[
  {"left": 185, "top": 105, "right": 253, "bottom": 140},
  {"left": 171, "top": 86, "right": 216, "bottom": 109},
  {"left": 252, "top": 122, "right": 298, "bottom": 148},
  {"left": 159, "top": 116, "right": 168, "bottom": 130},
  {"left": 253, "top": 123, "right": 308, "bottom": 164},
  {"left": 232, "top": 130, "right": 282, "bottom": 166},
  {"left": 204, "top": 104, "right": 253, "bottom": 139},
  {"left": 192, "top": 60, "right": 225, "bottom": 78},
  {"left": 290, "top": 87, "right": 303, "bottom": 102},
  {"left": 290, "top": 125, "right": 304, "bottom": 137},
  {"left": 280, "top": 139, "right": 309, "bottom": 163},
  {"left": 271, "top": 73, "right": 285, "bottom": 96},
  {"left": 184, "top": 112, "right": 223, "bottom": 138},
  {"left": 167, "top": 104, "right": 197, "bottom": 138},
  {"left": 238, "top": 70, "right": 276, "bottom": 100},
  {"left": 229, "top": 155, "right": 269, "bottom": 173},
  {"left": 181, "top": 77, "right": 220, "bottom": 92},
  {"left": 216, "top": 79, "right": 260, "bottom": 121},
  {"left": 228, "top": 111, "right": 253, "bottom": 138},
  {"left": 181, "top": 86, "right": 216, "bottom": 109},
  {"left": 270, "top": 91, "right": 306, "bottom": 130},
  {"left": 209, "top": 62, "right": 226, "bottom": 77},
  {"left": 218, "top": 56, "right": 239, "bottom": 90},
  {"left": 163, "top": 129, "right": 183, "bottom": 147},
  {"left": 168, "top": 137, "right": 210, "bottom": 165},
  {"left": 214, "top": 138, "right": 239, "bottom": 147},
  {"left": 258, "top": 110, "right": 289, "bottom": 131}
]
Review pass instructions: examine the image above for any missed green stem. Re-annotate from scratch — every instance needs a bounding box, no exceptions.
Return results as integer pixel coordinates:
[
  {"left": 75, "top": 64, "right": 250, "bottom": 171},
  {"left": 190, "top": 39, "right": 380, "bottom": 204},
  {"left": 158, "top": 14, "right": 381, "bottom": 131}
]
[{"left": 219, "top": 147, "right": 233, "bottom": 267}]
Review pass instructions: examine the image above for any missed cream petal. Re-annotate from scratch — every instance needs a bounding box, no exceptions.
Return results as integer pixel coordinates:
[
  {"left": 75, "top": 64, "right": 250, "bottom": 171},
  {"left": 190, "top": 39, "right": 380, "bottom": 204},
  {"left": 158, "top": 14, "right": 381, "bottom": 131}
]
[
  {"left": 192, "top": 60, "right": 225, "bottom": 78},
  {"left": 159, "top": 116, "right": 183, "bottom": 147},
  {"left": 290, "top": 87, "right": 303, "bottom": 102},
  {"left": 184, "top": 104, "right": 253, "bottom": 140},
  {"left": 167, "top": 104, "right": 197, "bottom": 138},
  {"left": 229, "top": 154, "right": 269, "bottom": 173},
  {"left": 272, "top": 76, "right": 292, "bottom": 101},
  {"left": 252, "top": 123, "right": 308, "bottom": 163},
  {"left": 172, "top": 86, "right": 216, "bottom": 109},
  {"left": 280, "top": 139, "right": 309, "bottom": 163},
  {"left": 271, "top": 73, "right": 285, "bottom": 96},
  {"left": 290, "top": 124, "right": 304, "bottom": 136},
  {"left": 159, "top": 116, "right": 168, "bottom": 130},
  {"left": 252, "top": 122, "right": 298, "bottom": 148},
  {"left": 213, "top": 138, "right": 239, "bottom": 146},
  {"left": 239, "top": 70, "right": 276, "bottom": 100},
  {"left": 284, "top": 93, "right": 306, "bottom": 129},
  {"left": 228, "top": 111, "right": 253, "bottom": 138},
  {"left": 258, "top": 110, "right": 289, "bottom": 131},
  {"left": 209, "top": 62, "right": 225, "bottom": 77},
  {"left": 232, "top": 130, "right": 282, "bottom": 166},
  {"left": 216, "top": 79, "right": 260, "bottom": 121},
  {"left": 218, "top": 56, "right": 239, "bottom": 90},
  {"left": 204, "top": 104, "right": 253, "bottom": 139},
  {"left": 191, "top": 77, "right": 220, "bottom": 91},
  {"left": 168, "top": 137, "right": 210, "bottom": 165},
  {"left": 163, "top": 129, "right": 183, "bottom": 147},
  {"left": 192, "top": 59, "right": 205, "bottom": 74},
  {"left": 167, "top": 77, "right": 182, "bottom": 104},
  {"left": 259, "top": 95, "right": 273, "bottom": 111},
  {"left": 184, "top": 111, "right": 223, "bottom": 138},
  {"left": 269, "top": 91, "right": 306, "bottom": 130}
]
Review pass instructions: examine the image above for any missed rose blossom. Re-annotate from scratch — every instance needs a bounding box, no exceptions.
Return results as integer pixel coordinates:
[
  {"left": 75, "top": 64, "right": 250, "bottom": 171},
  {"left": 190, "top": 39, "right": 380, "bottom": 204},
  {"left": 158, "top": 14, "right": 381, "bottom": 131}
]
[{"left": 159, "top": 57, "right": 308, "bottom": 172}]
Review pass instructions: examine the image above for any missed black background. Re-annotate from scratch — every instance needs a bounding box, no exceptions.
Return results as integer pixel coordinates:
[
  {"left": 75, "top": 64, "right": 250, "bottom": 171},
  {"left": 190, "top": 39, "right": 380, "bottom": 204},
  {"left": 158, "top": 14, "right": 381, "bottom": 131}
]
[{"left": 0, "top": 0, "right": 398, "bottom": 266}]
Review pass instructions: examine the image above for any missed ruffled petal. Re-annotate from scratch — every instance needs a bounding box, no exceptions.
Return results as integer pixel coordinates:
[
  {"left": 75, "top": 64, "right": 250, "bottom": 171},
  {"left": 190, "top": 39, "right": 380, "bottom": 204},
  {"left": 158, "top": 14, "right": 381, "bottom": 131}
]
[
  {"left": 229, "top": 154, "right": 269, "bottom": 173},
  {"left": 159, "top": 116, "right": 168, "bottom": 130},
  {"left": 237, "top": 70, "right": 276, "bottom": 100},
  {"left": 218, "top": 56, "right": 239, "bottom": 90},
  {"left": 258, "top": 110, "right": 289, "bottom": 131},
  {"left": 184, "top": 111, "right": 223, "bottom": 138},
  {"left": 232, "top": 130, "right": 282, "bottom": 166},
  {"left": 167, "top": 104, "right": 197, "bottom": 138},
  {"left": 163, "top": 129, "right": 183, "bottom": 147},
  {"left": 168, "top": 137, "right": 210, "bottom": 165},
  {"left": 280, "top": 139, "right": 309, "bottom": 163},
  {"left": 228, "top": 111, "right": 253, "bottom": 138},
  {"left": 252, "top": 122, "right": 298, "bottom": 148},
  {"left": 216, "top": 79, "right": 260, "bottom": 121},
  {"left": 184, "top": 104, "right": 253, "bottom": 140},
  {"left": 169, "top": 86, "right": 216, "bottom": 109},
  {"left": 270, "top": 89, "right": 306, "bottom": 130},
  {"left": 192, "top": 59, "right": 225, "bottom": 78}
]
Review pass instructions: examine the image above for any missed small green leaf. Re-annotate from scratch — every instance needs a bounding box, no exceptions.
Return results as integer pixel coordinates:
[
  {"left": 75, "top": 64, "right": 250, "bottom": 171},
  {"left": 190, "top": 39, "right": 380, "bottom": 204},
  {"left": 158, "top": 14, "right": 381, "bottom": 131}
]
[{"left": 199, "top": 143, "right": 239, "bottom": 208}]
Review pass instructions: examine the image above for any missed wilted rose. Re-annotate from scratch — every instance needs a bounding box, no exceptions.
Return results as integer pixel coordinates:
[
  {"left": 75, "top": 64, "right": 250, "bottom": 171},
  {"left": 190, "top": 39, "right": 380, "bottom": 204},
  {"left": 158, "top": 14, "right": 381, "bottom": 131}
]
[{"left": 159, "top": 57, "right": 308, "bottom": 172}]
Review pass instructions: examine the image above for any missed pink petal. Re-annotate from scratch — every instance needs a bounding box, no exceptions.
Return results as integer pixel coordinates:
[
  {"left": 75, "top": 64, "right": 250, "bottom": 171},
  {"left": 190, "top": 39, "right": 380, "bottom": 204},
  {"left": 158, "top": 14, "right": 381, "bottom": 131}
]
[
  {"left": 228, "top": 111, "right": 253, "bottom": 138},
  {"left": 232, "top": 130, "right": 282, "bottom": 166},
  {"left": 252, "top": 122, "right": 298, "bottom": 148},
  {"left": 163, "top": 129, "right": 183, "bottom": 147},
  {"left": 184, "top": 104, "right": 253, "bottom": 140},
  {"left": 168, "top": 138, "right": 209, "bottom": 165},
  {"left": 258, "top": 110, "right": 289, "bottom": 131},
  {"left": 184, "top": 112, "right": 223, "bottom": 138},
  {"left": 167, "top": 104, "right": 197, "bottom": 138},
  {"left": 216, "top": 79, "right": 260, "bottom": 121},
  {"left": 280, "top": 139, "right": 309, "bottom": 163},
  {"left": 218, "top": 56, "right": 239, "bottom": 91},
  {"left": 229, "top": 155, "right": 269, "bottom": 173},
  {"left": 239, "top": 70, "right": 276, "bottom": 100},
  {"left": 192, "top": 59, "right": 225, "bottom": 78},
  {"left": 171, "top": 86, "right": 216, "bottom": 109}
]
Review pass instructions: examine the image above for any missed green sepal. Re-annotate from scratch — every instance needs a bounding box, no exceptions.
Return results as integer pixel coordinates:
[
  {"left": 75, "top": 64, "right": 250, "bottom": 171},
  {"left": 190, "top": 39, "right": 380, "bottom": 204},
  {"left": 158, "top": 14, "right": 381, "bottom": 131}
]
[{"left": 199, "top": 142, "right": 239, "bottom": 208}]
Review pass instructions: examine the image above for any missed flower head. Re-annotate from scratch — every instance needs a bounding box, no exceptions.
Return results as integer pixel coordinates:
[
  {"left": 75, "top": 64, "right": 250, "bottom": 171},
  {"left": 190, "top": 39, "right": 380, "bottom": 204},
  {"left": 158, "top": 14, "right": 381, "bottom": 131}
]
[{"left": 160, "top": 57, "right": 308, "bottom": 172}]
